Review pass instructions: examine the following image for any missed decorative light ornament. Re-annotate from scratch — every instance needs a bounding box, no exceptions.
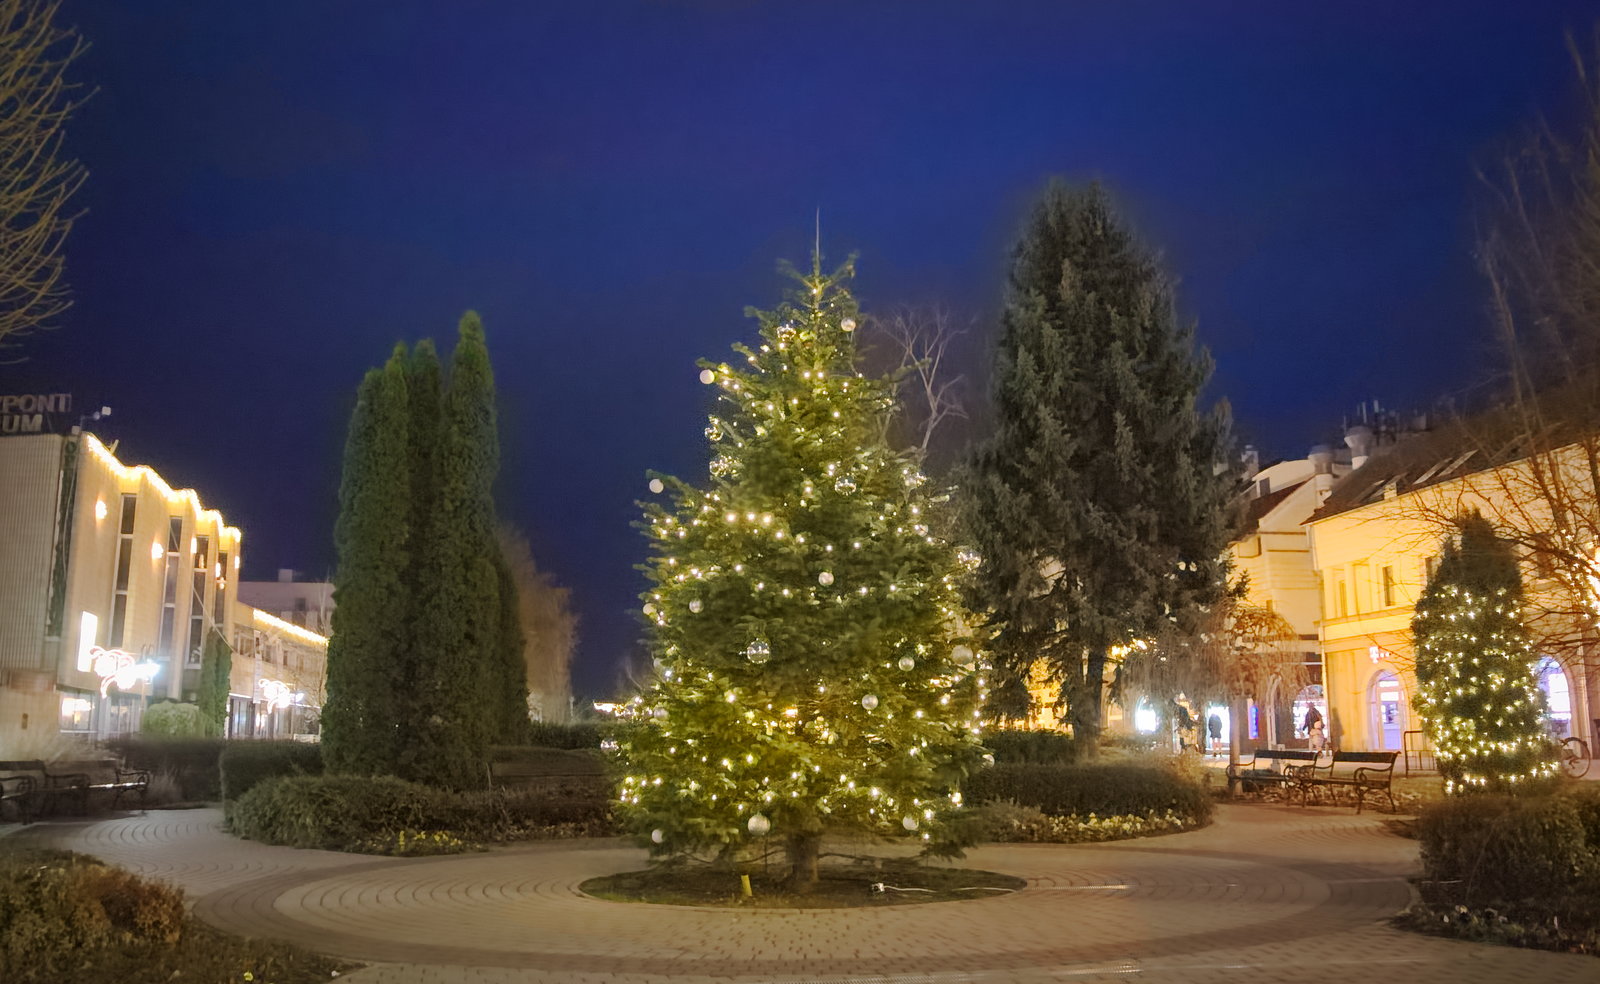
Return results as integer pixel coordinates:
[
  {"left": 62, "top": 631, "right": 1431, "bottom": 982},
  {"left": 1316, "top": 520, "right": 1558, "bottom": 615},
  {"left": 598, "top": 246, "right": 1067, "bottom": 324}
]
[
  {"left": 746, "top": 639, "right": 771, "bottom": 665},
  {"left": 699, "top": 369, "right": 715, "bottom": 384},
  {"left": 898, "top": 656, "right": 916, "bottom": 672},
  {"left": 861, "top": 694, "right": 879, "bottom": 711},
  {"left": 642, "top": 603, "right": 657, "bottom": 616},
  {"left": 834, "top": 476, "right": 857, "bottom": 494},
  {"left": 818, "top": 571, "right": 834, "bottom": 586},
  {"left": 648, "top": 478, "right": 664, "bottom": 494},
  {"left": 902, "top": 815, "right": 919, "bottom": 831},
  {"left": 841, "top": 317, "right": 856, "bottom": 332},
  {"left": 952, "top": 646, "right": 976, "bottom": 667},
  {"left": 688, "top": 599, "right": 703, "bottom": 614},
  {"left": 651, "top": 829, "right": 665, "bottom": 844},
  {"left": 651, "top": 706, "right": 668, "bottom": 721},
  {"left": 705, "top": 424, "right": 723, "bottom": 441},
  {"left": 748, "top": 813, "right": 771, "bottom": 835}
]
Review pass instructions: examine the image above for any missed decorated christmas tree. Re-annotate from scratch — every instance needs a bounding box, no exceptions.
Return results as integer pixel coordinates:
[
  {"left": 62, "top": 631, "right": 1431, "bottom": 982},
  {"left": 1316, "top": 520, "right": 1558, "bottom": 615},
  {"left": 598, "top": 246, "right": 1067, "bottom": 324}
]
[
  {"left": 1411, "top": 512, "right": 1557, "bottom": 794},
  {"left": 619, "top": 256, "right": 987, "bottom": 889}
]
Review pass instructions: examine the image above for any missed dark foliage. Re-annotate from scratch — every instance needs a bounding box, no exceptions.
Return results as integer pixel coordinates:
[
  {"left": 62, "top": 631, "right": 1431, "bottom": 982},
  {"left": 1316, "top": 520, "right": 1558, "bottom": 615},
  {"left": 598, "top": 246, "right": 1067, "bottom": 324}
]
[
  {"left": 962, "top": 762, "right": 1213, "bottom": 824},
  {"left": 524, "top": 721, "right": 605, "bottom": 749},
  {"left": 106, "top": 736, "right": 227, "bottom": 801},
  {"left": 982, "top": 729, "right": 1076, "bottom": 764},
  {"left": 218, "top": 742, "right": 323, "bottom": 818}
]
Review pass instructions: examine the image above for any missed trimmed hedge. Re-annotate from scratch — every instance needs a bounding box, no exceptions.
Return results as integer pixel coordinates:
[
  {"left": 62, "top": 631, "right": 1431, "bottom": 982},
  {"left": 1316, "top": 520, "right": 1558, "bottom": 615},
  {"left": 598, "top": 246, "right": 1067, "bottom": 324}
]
[
  {"left": 106, "top": 735, "right": 228, "bottom": 801},
  {"left": 219, "top": 742, "right": 323, "bottom": 817},
  {"left": 230, "top": 773, "right": 614, "bottom": 853},
  {"left": 1417, "top": 784, "right": 1600, "bottom": 906},
  {"left": 982, "top": 729, "right": 1076, "bottom": 764},
  {"left": 1406, "top": 784, "right": 1600, "bottom": 951},
  {"left": 963, "top": 762, "right": 1213, "bottom": 825},
  {"left": 525, "top": 721, "right": 604, "bottom": 749}
]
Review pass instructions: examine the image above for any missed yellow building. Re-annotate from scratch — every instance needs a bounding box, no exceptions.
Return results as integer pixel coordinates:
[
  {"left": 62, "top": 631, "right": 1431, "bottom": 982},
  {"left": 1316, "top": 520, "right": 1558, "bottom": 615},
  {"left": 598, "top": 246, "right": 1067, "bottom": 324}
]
[
  {"left": 229, "top": 607, "right": 326, "bottom": 741},
  {"left": 1307, "top": 428, "right": 1596, "bottom": 755},
  {"left": 0, "top": 429, "right": 242, "bottom": 747}
]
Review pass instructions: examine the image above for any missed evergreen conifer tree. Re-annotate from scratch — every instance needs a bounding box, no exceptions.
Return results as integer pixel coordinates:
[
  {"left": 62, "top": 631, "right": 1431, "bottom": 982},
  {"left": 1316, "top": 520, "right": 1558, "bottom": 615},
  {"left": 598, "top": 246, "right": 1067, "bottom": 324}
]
[
  {"left": 409, "top": 313, "right": 523, "bottom": 784},
  {"left": 194, "top": 628, "right": 232, "bottom": 737},
  {"left": 620, "top": 257, "right": 985, "bottom": 889},
  {"left": 323, "top": 347, "right": 411, "bottom": 775},
  {"left": 1412, "top": 513, "right": 1557, "bottom": 793},
  {"left": 961, "top": 182, "right": 1234, "bottom": 747}
]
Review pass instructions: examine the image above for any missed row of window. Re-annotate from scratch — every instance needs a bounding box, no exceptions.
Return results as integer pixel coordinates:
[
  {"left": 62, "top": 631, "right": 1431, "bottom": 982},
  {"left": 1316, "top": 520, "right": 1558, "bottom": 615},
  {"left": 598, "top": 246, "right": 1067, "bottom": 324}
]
[{"left": 104, "top": 493, "right": 229, "bottom": 667}]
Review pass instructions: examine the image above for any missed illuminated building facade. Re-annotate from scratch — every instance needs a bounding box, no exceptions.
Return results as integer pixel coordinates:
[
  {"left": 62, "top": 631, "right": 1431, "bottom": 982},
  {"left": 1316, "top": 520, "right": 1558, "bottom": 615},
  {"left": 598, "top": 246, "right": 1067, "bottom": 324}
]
[
  {"left": 230, "top": 606, "right": 326, "bottom": 740},
  {"left": 0, "top": 430, "right": 242, "bottom": 745}
]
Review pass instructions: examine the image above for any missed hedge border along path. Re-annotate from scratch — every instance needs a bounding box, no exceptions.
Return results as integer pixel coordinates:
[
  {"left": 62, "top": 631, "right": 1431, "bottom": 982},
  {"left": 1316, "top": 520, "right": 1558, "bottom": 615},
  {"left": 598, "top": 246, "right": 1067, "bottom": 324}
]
[{"left": 6, "top": 804, "right": 1600, "bottom": 982}]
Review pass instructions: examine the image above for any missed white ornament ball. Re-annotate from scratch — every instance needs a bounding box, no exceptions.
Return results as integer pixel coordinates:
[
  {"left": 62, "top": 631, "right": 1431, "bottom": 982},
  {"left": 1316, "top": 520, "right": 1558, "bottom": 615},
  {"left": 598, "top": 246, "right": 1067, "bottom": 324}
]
[
  {"left": 748, "top": 813, "right": 771, "bottom": 836},
  {"left": 982, "top": 753, "right": 996, "bottom": 767},
  {"left": 861, "top": 694, "right": 879, "bottom": 711},
  {"left": 642, "top": 603, "right": 657, "bottom": 616},
  {"left": 897, "top": 656, "right": 915, "bottom": 672},
  {"left": 688, "top": 599, "right": 703, "bottom": 614},
  {"left": 902, "top": 815, "right": 918, "bottom": 831},
  {"left": 699, "top": 368, "right": 715, "bottom": 385},
  {"left": 651, "top": 706, "right": 668, "bottom": 721},
  {"left": 818, "top": 571, "right": 834, "bottom": 586},
  {"left": 834, "top": 476, "right": 857, "bottom": 494},
  {"left": 745, "top": 639, "right": 771, "bottom": 665},
  {"left": 952, "top": 645, "right": 976, "bottom": 667},
  {"left": 841, "top": 317, "right": 856, "bottom": 332},
  {"left": 648, "top": 478, "right": 664, "bottom": 494},
  {"left": 651, "top": 828, "right": 665, "bottom": 844}
]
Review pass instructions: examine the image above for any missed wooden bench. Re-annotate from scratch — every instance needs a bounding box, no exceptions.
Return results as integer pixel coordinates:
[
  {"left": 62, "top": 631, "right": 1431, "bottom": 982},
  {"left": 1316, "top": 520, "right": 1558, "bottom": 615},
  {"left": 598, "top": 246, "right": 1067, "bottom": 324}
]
[
  {"left": 1226, "top": 748, "right": 1323, "bottom": 800},
  {"left": 1300, "top": 750, "right": 1399, "bottom": 813}
]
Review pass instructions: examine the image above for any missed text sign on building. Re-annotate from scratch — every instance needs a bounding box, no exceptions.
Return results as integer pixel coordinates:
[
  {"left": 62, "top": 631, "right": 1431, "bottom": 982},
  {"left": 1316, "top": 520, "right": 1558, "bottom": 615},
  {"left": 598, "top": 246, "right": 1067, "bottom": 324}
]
[{"left": 0, "top": 392, "right": 71, "bottom": 436}]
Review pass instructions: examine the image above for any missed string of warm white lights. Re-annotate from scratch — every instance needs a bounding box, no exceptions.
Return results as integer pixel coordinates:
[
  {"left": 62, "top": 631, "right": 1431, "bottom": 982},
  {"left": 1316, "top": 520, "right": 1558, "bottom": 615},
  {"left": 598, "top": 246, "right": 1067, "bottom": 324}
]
[{"left": 616, "top": 260, "right": 988, "bottom": 860}]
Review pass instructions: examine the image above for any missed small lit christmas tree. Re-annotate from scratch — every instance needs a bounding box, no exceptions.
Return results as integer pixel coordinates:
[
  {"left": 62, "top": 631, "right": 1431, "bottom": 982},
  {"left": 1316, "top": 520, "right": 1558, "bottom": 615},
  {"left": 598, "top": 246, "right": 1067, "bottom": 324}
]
[
  {"left": 620, "top": 256, "right": 986, "bottom": 889},
  {"left": 1411, "top": 513, "right": 1557, "bottom": 794}
]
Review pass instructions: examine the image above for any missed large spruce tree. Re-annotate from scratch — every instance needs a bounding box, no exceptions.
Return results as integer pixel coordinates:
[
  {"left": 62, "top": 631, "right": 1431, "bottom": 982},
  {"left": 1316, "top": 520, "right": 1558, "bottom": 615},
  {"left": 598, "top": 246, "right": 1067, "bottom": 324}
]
[
  {"left": 323, "top": 347, "right": 412, "bottom": 774},
  {"left": 962, "top": 181, "right": 1234, "bottom": 747},
  {"left": 620, "top": 257, "right": 986, "bottom": 889},
  {"left": 1412, "top": 513, "right": 1557, "bottom": 794}
]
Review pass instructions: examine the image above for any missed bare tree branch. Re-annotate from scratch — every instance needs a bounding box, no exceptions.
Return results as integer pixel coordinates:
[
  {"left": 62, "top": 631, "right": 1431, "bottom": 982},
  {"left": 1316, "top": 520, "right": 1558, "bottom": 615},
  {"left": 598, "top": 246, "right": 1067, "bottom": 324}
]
[{"left": 859, "top": 304, "right": 971, "bottom": 462}]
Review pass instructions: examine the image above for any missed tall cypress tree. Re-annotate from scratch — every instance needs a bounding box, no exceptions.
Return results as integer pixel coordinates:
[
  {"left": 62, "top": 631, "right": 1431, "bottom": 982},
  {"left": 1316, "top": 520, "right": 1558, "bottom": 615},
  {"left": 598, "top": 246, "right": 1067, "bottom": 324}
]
[
  {"left": 962, "top": 182, "right": 1234, "bottom": 748},
  {"left": 409, "top": 313, "right": 523, "bottom": 785},
  {"left": 1412, "top": 513, "right": 1557, "bottom": 794},
  {"left": 492, "top": 553, "right": 530, "bottom": 743},
  {"left": 323, "top": 346, "right": 411, "bottom": 775},
  {"left": 195, "top": 628, "right": 232, "bottom": 737}
]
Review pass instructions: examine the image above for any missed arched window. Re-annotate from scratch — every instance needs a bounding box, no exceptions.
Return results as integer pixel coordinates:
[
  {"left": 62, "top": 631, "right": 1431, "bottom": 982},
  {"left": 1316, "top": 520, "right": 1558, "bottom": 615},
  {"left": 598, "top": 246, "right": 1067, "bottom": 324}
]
[{"left": 1536, "top": 656, "right": 1572, "bottom": 738}]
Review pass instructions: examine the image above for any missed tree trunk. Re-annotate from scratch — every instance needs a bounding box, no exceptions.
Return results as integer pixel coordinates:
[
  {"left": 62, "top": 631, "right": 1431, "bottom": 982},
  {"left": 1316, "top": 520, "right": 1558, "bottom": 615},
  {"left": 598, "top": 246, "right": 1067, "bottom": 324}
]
[
  {"left": 1227, "top": 695, "right": 1246, "bottom": 797},
  {"left": 783, "top": 831, "right": 820, "bottom": 893},
  {"left": 1072, "top": 648, "right": 1107, "bottom": 759}
]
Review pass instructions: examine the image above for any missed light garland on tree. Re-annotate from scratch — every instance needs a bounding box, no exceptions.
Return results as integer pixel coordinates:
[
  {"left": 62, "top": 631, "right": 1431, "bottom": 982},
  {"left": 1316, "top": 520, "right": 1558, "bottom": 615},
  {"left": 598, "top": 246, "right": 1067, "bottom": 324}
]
[{"left": 616, "top": 257, "right": 987, "bottom": 870}]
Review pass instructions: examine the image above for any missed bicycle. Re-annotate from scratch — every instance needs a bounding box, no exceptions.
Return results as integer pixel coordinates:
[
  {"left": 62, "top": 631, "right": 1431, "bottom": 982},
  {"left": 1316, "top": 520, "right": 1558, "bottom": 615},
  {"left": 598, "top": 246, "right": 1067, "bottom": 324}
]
[{"left": 1560, "top": 736, "right": 1591, "bottom": 779}]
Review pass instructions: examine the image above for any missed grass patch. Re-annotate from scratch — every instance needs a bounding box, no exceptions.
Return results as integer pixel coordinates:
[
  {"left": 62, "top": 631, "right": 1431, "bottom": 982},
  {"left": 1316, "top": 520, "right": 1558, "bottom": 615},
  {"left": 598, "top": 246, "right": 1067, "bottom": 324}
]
[{"left": 582, "top": 859, "right": 1024, "bottom": 908}]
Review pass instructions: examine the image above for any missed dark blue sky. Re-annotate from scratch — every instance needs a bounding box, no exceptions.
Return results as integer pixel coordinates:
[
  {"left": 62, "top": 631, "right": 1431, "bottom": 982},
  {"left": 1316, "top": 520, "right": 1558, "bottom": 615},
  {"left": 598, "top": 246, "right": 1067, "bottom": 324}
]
[{"left": 6, "top": 1, "right": 1594, "bottom": 696}]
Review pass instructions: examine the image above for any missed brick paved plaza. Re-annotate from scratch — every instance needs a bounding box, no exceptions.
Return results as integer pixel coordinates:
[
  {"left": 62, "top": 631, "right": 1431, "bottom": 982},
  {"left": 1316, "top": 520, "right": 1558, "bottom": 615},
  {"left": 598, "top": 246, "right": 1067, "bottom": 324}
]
[{"left": 2, "top": 801, "right": 1594, "bottom": 983}]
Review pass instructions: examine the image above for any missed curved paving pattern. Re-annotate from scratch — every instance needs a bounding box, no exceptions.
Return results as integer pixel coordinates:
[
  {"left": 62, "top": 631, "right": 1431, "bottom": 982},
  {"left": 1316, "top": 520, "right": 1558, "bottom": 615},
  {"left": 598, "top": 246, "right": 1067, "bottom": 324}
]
[{"left": 5, "top": 803, "right": 1596, "bottom": 983}]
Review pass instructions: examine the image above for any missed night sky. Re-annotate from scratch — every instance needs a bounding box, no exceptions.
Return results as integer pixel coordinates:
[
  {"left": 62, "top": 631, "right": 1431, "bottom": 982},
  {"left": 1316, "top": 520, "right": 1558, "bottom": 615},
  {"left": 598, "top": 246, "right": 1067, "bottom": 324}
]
[{"left": 5, "top": 1, "right": 1594, "bottom": 697}]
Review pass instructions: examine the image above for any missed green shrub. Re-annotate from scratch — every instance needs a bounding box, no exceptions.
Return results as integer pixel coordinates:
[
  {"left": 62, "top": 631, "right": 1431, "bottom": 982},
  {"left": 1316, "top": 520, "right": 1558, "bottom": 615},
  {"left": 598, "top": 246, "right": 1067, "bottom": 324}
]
[
  {"left": 963, "top": 762, "right": 1213, "bottom": 825},
  {"left": 231, "top": 774, "right": 445, "bottom": 849},
  {"left": 230, "top": 774, "right": 617, "bottom": 852},
  {"left": 525, "top": 721, "right": 604, "bottom": 749},
  {"left": 982, "top": 729, "right": 1076, "bottom": 764},
  {"left": 0, "top": 850, "right": 186, "bottom": 979},
  {"left": 106, "top": 735, "right": 228, "bottom": 801},
  {"left": 1417, "top": 789, "right": 1599, "bottom": 905},
  {"left": 972, "top": 800, "right": 1200, "bottom": 843},
  {"left": 220, "top": 741, "right": 324, "bottom": 820},
  {"left": 139, "top": 701, "right": 207, "bottom": 739}
]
